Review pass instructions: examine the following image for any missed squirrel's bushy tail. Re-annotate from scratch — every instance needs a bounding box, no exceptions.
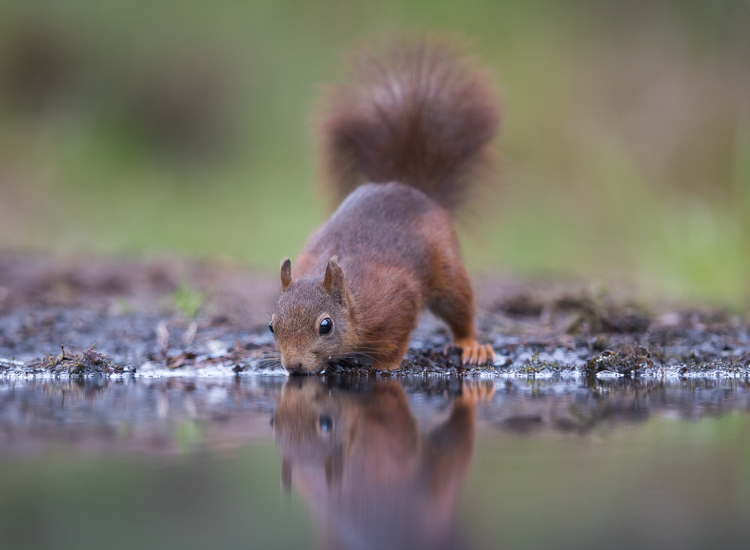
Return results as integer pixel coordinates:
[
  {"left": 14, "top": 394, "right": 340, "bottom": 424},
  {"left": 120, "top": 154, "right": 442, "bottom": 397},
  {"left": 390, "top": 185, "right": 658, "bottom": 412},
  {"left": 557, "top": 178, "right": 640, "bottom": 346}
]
[{"left": 319, "top": 36, "right": 501, "bottom": 212}]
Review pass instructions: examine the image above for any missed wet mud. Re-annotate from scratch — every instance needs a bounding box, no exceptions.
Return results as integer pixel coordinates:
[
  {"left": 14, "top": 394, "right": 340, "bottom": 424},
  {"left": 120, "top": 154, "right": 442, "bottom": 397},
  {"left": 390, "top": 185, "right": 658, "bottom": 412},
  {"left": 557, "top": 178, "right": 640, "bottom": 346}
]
[{"left": 0, "top": 253, "right": 748, "bottom": 378}]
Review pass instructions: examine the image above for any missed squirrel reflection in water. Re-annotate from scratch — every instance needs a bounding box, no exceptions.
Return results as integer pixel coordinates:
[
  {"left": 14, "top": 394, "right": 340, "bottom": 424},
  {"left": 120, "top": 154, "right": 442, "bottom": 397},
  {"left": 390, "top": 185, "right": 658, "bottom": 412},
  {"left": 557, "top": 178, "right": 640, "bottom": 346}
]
[{"left": 272, "top": 378, "right": 493, "bottom": 550}]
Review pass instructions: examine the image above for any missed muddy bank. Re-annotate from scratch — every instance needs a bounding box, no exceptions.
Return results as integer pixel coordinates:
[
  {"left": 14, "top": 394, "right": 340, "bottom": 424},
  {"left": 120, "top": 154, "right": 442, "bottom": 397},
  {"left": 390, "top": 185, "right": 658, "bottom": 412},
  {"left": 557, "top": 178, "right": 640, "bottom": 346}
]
[{"left": 0, "top": 253, "right": 748, "bottom": 377}]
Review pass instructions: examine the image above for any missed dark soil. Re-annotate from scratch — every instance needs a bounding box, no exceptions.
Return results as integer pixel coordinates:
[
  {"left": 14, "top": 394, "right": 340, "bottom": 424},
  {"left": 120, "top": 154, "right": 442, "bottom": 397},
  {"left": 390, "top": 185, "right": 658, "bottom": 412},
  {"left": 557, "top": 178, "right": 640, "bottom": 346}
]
[{"left": 0, "top": 253, "right": 748, "bottom": 378}]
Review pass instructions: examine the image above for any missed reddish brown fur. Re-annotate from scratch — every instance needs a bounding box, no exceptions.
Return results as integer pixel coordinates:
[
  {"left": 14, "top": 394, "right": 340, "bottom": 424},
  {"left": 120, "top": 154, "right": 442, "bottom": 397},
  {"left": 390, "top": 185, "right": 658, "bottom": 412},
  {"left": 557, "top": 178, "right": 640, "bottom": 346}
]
[
  {"left": 271, "top": 37, "right": 499, "bottom": 373},
  {"left": 320, "top": 36, "right": 500, "bottom": 211}
]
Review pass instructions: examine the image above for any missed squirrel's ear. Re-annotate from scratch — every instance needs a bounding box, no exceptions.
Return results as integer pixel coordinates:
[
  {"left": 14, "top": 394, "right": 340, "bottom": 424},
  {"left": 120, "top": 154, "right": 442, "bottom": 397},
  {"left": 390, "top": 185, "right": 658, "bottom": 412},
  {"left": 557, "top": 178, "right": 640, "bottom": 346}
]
[
  {"left": 280, "top": 258, "right": 292, "bottom": 291},
  {"left": 322, "top": 256, "right": 346, "bottom": 302}
]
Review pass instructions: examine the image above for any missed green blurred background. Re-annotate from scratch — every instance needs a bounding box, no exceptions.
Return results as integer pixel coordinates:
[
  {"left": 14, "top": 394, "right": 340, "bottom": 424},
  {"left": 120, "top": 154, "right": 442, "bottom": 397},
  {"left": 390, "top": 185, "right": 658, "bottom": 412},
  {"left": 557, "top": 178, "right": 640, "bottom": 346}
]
[{"left": 0, "top": 0, "right": 748, "bottom": 304}]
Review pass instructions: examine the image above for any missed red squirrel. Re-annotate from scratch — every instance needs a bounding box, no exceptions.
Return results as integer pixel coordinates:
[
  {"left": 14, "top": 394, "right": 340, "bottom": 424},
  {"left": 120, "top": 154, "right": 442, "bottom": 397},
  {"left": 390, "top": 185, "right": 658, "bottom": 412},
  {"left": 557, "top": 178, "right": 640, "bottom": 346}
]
[{"left": 270, "top": 37, "right": 500, "bottom": 373}]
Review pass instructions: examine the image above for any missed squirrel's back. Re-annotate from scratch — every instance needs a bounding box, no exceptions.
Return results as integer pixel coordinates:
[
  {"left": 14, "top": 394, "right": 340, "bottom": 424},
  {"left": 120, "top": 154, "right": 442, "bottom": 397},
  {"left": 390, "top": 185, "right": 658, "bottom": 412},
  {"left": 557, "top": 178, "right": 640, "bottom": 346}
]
[{"left": 319, "top": 36, "right": 501, "bottom": 212}]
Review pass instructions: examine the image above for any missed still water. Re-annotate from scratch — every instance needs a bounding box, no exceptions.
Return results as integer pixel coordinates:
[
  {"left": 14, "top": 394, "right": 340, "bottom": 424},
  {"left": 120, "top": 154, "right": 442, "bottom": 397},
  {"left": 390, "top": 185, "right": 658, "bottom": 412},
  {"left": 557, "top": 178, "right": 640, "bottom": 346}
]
[{"left": 0, "top": 374, "right": 749, "bottom": 550}]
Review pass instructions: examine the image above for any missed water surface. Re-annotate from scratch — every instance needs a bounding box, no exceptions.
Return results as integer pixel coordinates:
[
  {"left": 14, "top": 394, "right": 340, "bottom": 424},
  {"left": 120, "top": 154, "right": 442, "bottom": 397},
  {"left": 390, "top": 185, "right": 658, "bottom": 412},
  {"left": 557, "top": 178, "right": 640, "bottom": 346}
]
[{"left": 1, "top": 375, "right": 749, "bottom": 550}]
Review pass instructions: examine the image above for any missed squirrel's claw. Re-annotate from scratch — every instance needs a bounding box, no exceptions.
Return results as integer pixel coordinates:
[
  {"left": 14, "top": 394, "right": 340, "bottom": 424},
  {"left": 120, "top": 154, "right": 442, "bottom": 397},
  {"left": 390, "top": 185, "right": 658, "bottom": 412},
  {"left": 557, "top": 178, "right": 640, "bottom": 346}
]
[{"left": 455, "top": 339, "right": 495, "bottom": 366}]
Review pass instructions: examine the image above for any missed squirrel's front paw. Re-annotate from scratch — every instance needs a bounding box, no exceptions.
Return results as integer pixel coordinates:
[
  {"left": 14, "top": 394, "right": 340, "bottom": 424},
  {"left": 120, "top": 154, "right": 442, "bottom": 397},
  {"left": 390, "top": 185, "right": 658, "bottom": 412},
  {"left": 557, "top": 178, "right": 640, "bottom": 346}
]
[{"left": 453, "top": 338, "right": 495, "bottom": 366}]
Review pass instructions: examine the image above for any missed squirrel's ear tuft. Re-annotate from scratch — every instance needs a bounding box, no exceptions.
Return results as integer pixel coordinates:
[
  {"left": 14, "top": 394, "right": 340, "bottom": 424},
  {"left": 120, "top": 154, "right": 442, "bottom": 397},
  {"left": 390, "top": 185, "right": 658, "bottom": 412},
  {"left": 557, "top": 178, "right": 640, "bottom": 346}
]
[
  {"left": 280, "top": 258, "right": 292, "bottom": 291},
  {"left": 322, "top": 256, "right": 346, "bottom": 302}
]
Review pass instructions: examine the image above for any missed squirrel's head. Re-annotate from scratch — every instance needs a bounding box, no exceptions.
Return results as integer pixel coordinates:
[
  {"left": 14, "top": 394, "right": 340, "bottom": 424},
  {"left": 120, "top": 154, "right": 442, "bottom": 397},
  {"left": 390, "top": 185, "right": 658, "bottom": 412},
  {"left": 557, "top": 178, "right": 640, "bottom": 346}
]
[{"left": 271, "top": 256, "right": 357, "bottom": 374}]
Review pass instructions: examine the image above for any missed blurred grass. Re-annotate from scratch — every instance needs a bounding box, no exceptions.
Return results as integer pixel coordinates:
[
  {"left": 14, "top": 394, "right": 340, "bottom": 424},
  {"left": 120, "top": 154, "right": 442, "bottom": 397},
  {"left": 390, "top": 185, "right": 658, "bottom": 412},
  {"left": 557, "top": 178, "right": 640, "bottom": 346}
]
[{"left": 0, "top": 0, "right": 748, "bottom": 305}]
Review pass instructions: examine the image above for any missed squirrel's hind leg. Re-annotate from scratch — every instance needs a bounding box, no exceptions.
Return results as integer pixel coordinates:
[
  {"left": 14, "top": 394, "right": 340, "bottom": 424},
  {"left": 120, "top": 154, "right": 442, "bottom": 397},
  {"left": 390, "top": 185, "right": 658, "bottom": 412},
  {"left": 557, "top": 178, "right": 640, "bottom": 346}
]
[{"left": 428, "top": 265, "right": 495, "bottom": 366}]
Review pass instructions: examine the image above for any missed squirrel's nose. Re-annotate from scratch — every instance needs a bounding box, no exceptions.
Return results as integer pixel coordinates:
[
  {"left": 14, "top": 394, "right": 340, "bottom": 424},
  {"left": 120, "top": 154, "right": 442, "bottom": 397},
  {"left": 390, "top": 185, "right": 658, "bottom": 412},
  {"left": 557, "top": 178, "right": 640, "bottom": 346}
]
[{"left": 286, "top": 363, "right": 308, "bottom": 375}]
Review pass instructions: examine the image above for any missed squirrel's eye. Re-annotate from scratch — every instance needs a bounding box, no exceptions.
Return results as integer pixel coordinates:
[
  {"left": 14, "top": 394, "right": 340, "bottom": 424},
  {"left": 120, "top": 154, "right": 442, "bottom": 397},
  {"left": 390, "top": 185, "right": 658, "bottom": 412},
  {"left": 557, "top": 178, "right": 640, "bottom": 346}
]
[
  {"left": 268, "top": 321, "right": 274, "bottom": 334},
  {"left": 319, "top": 415, "right": 333, "bottom": 433},
  {"left": 319, "top": 317, "right": 333, "bottom": 336}
]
